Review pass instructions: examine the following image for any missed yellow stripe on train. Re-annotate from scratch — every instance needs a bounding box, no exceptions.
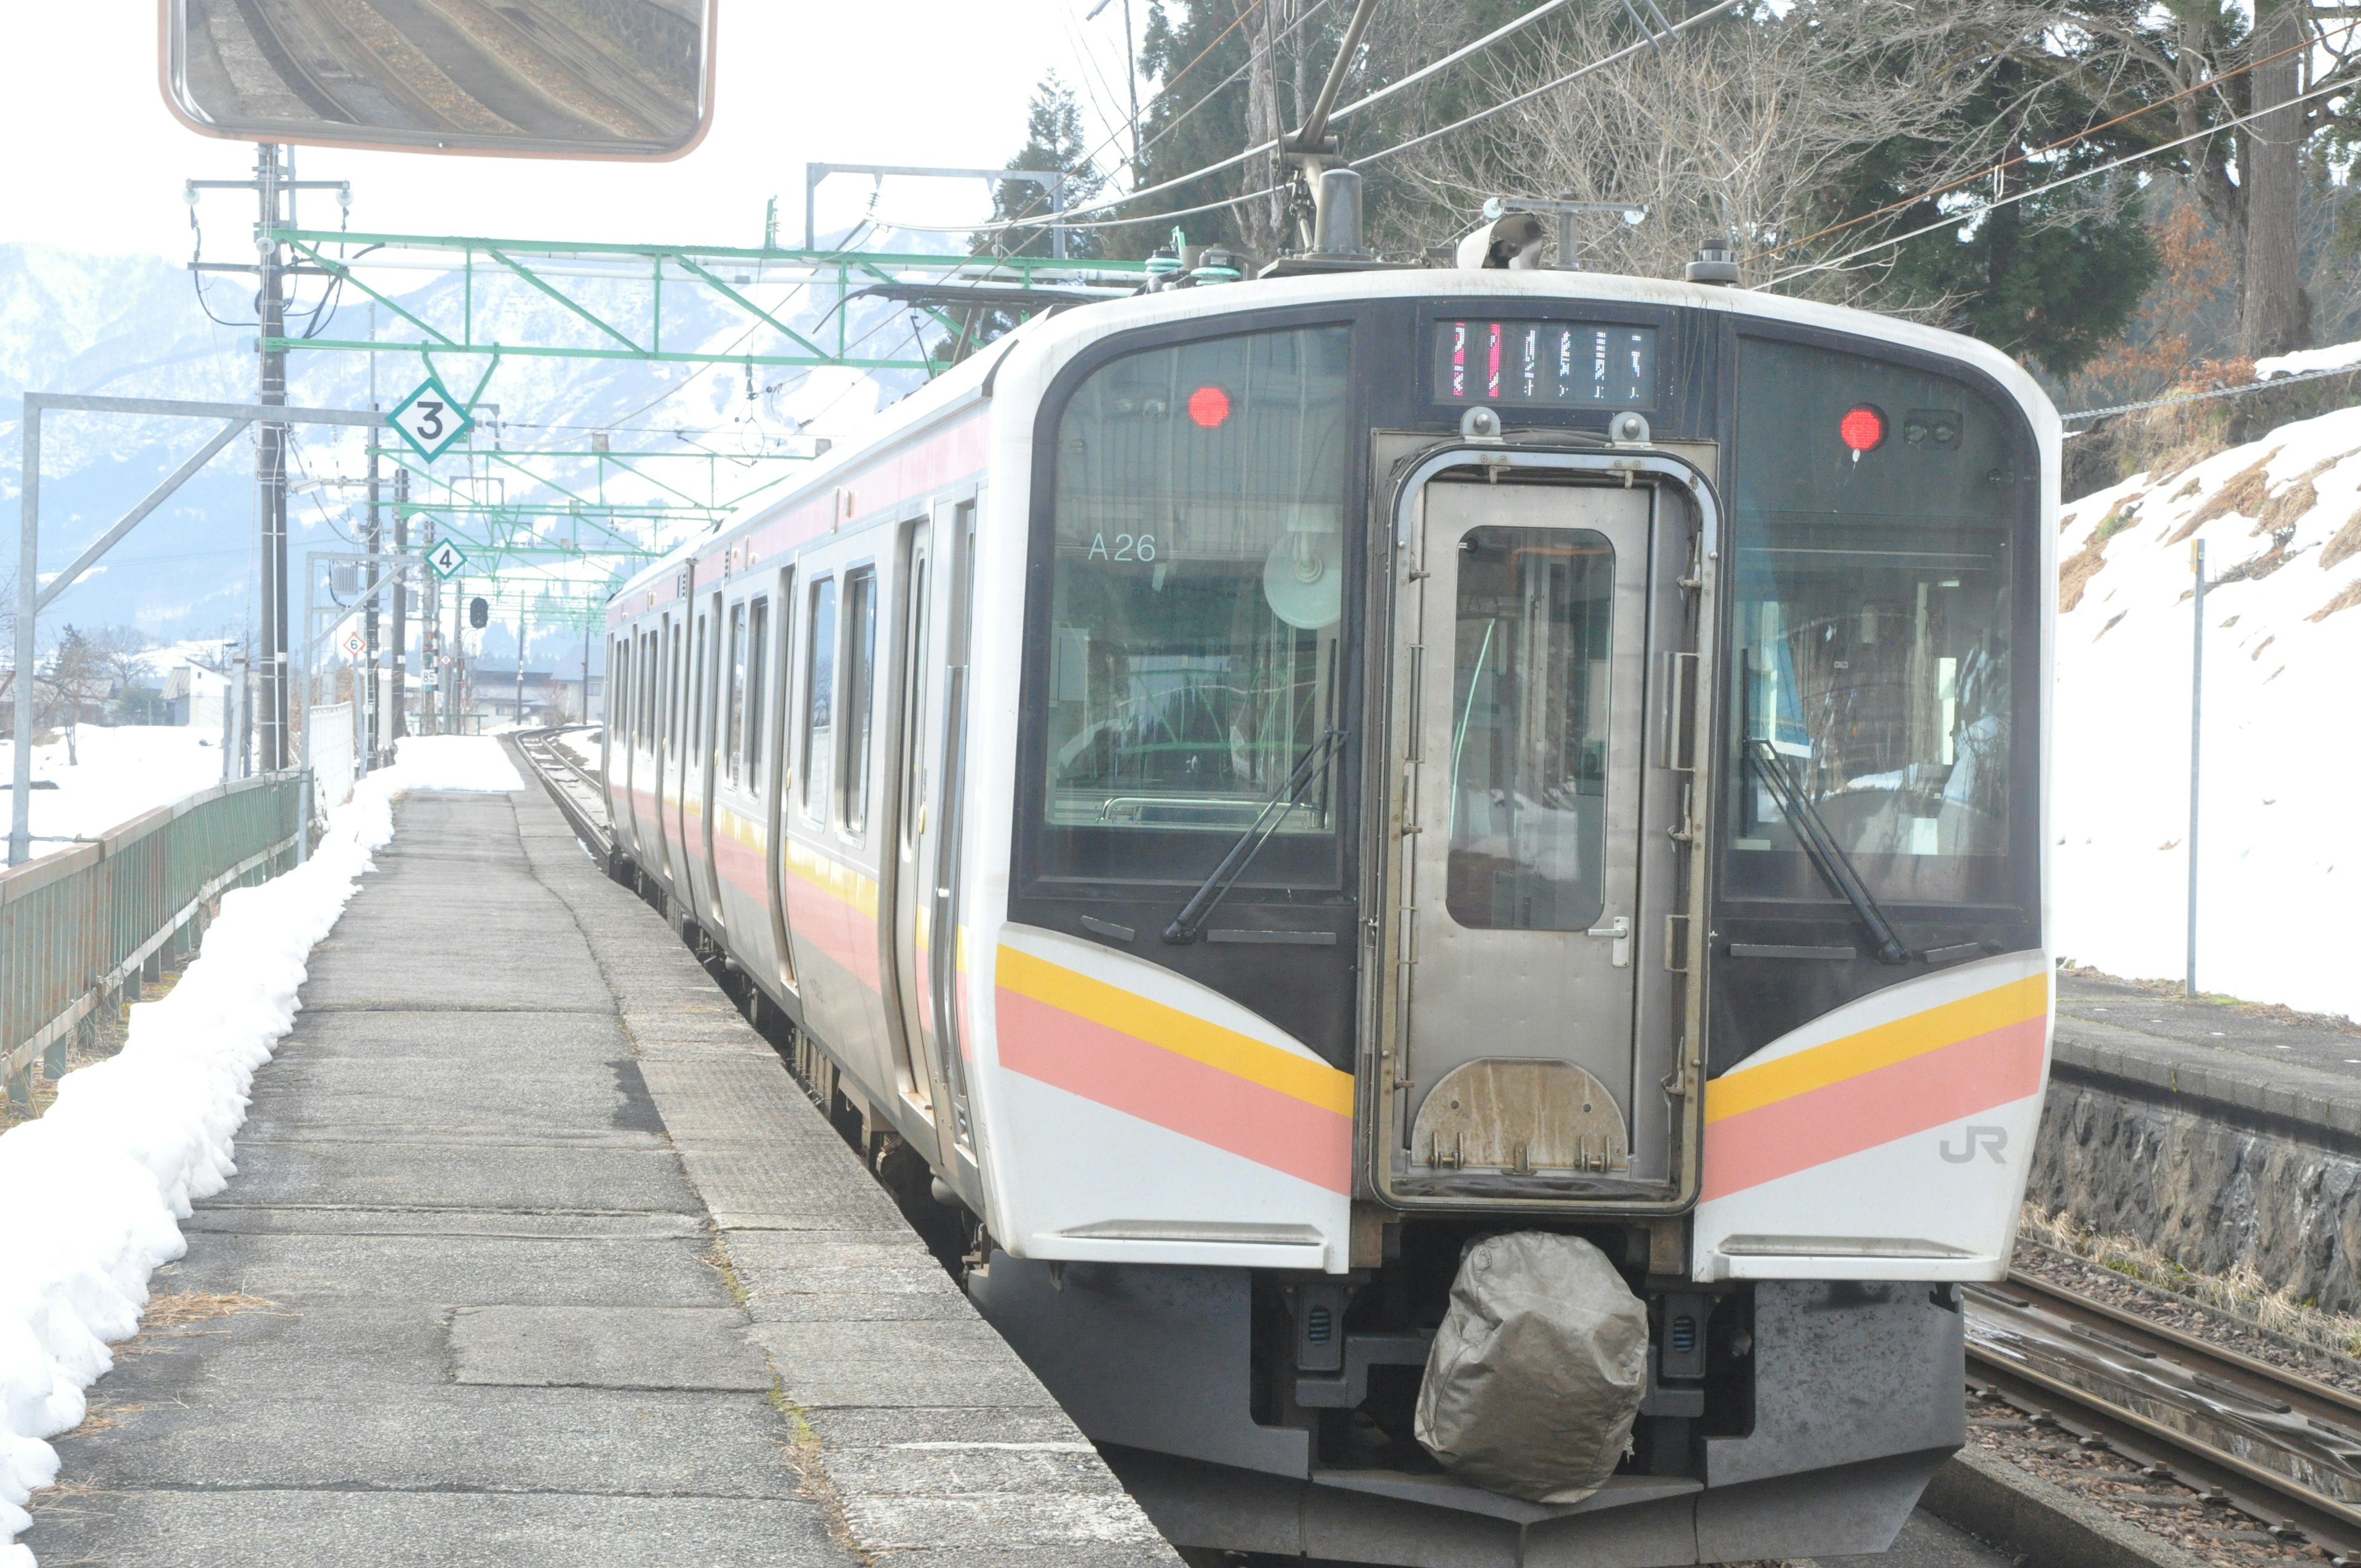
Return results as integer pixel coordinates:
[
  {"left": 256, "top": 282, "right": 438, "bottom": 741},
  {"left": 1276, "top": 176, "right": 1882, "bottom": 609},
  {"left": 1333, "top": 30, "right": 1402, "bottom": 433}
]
[
  {"left": 1704, "top": 972, "right": 2049, "bottom": 1124},
  {"left": 995, "top": 946, "right": 1354, "bottom": 1117}
]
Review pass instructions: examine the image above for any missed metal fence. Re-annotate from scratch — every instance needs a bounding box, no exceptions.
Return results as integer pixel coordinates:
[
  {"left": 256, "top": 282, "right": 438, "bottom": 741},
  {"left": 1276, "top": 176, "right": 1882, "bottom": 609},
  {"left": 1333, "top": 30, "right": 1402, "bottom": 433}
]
[{"left": 1, "top": 770, "right": 307, "bottom": 1106}]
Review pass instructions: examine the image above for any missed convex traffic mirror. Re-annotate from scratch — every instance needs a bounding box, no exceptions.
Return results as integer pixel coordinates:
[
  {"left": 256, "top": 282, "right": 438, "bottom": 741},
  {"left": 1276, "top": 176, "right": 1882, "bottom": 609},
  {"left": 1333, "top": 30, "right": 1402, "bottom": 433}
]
[{"left": 162, "top": 0, "right": 718, "bottom": 159}]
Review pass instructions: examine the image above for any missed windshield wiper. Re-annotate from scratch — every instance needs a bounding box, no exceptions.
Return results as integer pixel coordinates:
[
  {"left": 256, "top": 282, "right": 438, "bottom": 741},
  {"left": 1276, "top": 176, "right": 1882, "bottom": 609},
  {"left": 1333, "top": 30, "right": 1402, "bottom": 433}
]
[
  {"left": 1163, "top": 727, "right": 1348, "bottom": 945},
  {"left": 1744, "top": 739, "right": 1912, "bottom": 965}
]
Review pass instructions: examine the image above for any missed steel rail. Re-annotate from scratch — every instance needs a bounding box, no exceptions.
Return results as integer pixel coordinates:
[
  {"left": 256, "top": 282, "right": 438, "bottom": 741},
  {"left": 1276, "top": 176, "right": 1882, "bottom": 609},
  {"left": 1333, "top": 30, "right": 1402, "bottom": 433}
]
[
  {"left": 1965, "top": 1270, "right": 2361, "bottom": 1558},
  {"left": 514, "top": 727, "right": 612, "bottom": 857}
]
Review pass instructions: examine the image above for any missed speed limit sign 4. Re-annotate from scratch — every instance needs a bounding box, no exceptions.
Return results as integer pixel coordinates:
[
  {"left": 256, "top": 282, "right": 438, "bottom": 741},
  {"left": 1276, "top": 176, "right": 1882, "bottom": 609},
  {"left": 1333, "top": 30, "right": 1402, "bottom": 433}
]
[{"left": 388, "top": 374, "right": 475, "bottom": 462}]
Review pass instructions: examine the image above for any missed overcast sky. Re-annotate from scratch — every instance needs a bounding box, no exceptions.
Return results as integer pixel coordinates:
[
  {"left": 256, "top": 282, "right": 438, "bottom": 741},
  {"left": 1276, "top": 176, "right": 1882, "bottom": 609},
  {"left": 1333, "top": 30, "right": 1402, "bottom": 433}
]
[{"left": 1, "top": 0, "right": 1140, "bottom": 261}]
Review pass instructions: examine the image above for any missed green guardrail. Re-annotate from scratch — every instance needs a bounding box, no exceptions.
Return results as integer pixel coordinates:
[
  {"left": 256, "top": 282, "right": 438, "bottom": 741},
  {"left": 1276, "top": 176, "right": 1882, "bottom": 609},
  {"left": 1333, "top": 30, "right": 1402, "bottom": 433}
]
[{"left": 1, "top": 770, "right": 308, "bottom": 1106}]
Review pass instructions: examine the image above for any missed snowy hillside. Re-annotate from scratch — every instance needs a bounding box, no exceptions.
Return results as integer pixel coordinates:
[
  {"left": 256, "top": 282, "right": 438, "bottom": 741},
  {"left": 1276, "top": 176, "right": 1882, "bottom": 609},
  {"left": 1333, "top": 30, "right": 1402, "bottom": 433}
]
[{"left": 2054, "top": 408, "right": 2361, "bottom": 1018}]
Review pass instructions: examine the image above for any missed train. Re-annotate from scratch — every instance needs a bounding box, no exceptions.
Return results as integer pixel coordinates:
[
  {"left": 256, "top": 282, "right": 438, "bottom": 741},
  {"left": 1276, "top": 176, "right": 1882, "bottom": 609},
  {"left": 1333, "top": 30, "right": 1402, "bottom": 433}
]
[{"left": 595, "top": 218, "right": 2057, "bottom": 1566}]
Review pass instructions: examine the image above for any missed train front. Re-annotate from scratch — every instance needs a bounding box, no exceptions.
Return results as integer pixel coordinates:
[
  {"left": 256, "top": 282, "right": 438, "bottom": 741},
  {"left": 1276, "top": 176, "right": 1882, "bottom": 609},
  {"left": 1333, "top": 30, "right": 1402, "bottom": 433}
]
[{"left": 966, "top": 274, "right": 2057, "bottom": 1566}]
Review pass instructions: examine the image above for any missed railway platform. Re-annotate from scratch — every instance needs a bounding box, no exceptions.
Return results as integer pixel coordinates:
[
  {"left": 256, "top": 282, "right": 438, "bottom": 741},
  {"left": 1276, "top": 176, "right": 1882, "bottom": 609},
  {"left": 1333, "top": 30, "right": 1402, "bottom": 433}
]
[
  {"left": 2052, "top": 970, "right": 2361, "bottom": 1139},
  {"left": 20, "top": 774, "right": 1176, "bottom": 1567}
]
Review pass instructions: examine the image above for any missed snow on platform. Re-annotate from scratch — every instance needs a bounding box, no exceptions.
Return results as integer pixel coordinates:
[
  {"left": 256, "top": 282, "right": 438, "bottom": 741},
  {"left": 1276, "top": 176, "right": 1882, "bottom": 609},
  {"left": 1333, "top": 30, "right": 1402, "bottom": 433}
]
[
  {"left": 2054, "top": 406, "right": 2361, "bottom": 1020},
  {"left": 0, "top": 737, "right": 521, "bottom": 1568}
]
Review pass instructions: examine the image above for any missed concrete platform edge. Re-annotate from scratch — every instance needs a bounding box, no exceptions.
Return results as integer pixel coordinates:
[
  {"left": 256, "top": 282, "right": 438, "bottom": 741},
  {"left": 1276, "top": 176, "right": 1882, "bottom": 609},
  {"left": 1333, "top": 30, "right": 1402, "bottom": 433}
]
[
  {"left": 1919, "top": 1446, "right": 2205, "bottom": 1568},
  {"left": 505, "top": 751, "right": 1183, "bottom": 1565}
]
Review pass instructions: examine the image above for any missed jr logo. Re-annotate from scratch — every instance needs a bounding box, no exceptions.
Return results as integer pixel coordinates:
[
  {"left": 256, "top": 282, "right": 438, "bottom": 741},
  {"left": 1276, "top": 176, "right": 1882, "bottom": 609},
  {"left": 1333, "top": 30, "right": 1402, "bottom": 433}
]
[{"left": 1939, "top": 1126, "right": 2009, "bottom": 1164}]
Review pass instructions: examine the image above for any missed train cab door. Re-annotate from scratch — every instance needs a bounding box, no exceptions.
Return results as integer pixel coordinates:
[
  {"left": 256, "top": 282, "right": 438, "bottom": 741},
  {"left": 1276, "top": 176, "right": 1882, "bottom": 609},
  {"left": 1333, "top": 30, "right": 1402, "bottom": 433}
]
[
  {"left": 1391, "top": 475, "right": 1660, "bottom": 1186},
  {"left": 884, "top": 516, "right": 941, "bottom": 1128}
]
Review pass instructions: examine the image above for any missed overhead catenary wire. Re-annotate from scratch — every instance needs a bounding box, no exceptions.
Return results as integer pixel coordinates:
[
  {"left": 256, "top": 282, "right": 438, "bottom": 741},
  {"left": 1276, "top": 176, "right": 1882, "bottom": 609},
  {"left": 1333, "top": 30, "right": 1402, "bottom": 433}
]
[{"left": 1771, "top": 72, "right": 2355, "bottom": 287}]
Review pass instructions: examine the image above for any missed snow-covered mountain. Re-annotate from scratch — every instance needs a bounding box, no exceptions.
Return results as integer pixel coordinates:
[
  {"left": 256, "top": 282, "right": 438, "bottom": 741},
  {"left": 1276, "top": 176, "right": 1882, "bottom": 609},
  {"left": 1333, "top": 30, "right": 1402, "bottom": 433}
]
[
  {"left": 0, "top": 232, "right": 940, "bottom": 661},
  {"left": 2054, "top": 408, "right": 2361, "bottom": 1018}
]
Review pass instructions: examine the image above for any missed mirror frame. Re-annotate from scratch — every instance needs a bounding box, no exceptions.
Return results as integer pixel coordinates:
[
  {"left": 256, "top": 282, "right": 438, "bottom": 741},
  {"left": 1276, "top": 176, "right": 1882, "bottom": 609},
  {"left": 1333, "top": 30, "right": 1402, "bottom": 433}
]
[{"left": 157, "top": 0, "right": 719, "bottom": 161}]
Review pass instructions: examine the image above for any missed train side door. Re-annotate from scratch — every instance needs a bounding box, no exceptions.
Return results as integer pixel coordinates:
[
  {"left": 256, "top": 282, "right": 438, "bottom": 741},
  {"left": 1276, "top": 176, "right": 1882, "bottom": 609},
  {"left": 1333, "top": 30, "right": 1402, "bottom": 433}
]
[
  {"left": 763, "top": 567, "right": 802, "bottom": 998},
  {"left": 1393, "top": 478, "right": 1653, "bottom": 1183},
  {"left": 928, "top": 501, "right": 979, "bottom": 1164},
  {"left": 884, "top": 517, "right": 941, "bottom": 1123}
]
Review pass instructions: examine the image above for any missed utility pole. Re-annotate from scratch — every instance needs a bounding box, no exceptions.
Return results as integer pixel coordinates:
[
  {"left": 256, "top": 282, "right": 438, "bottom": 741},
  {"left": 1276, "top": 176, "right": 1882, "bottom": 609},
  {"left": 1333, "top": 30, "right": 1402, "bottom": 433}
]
[
  {"left": 258, "top": 143, "right": 289, "bottom": 772},
  {"left": 515, "top": 608, "right": 529, "bottom": 728},
  {"left": 365, "top": 427, "right": 381, "bottom": 765},
  {"left": 2186, "top": 540, "right": 2208, "bottom": 999},
  {"left": 392, "top": 469, "right": 409, "bottom": 743},
  {"left": 186, "top": 149, "right": 349, "bottom": 773}
]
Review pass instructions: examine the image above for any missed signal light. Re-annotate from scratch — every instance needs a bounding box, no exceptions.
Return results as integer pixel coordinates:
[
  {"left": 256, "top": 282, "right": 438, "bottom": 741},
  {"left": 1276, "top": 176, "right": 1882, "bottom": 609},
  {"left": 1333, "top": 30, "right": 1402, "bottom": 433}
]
[
  {"left": 1839, "top": 404, "right": 1886, "bottom": 453},
  {"left": 1187, "top": 385, "right": 1232, "bottom": 428},
  {"left": 469, "top": 596, "right": 489, "bottom": 629}
]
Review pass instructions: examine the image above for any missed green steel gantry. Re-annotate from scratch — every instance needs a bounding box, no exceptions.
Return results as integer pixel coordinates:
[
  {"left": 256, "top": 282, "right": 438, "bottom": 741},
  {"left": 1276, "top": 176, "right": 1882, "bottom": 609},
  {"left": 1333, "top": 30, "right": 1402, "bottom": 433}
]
[{"left": 264, "top": 225, "right": 1145, "bottom": 373}]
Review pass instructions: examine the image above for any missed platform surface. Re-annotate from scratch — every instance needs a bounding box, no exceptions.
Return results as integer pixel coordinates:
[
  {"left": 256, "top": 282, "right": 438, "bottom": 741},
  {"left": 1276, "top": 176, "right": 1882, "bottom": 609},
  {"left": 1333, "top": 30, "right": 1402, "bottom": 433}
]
[
  {"left": 2052, "top": 970, "right": 2361, "bottom": 1142},
  {"left": 22, "top": 782, "right": 1175, "bottom": 1567}
]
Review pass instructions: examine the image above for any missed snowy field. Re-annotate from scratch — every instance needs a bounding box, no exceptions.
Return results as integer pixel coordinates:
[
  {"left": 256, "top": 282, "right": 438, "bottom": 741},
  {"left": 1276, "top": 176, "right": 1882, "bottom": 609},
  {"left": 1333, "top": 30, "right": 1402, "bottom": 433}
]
[
  {"left": 10, "top": 727, "right": 229, "bottom": 858},
  {"left": 0, "top": 736, "right": 522, "bottom": 1568},
  {"left": 2054, "top": 405, "right": 2361, "bottom": 1020}
]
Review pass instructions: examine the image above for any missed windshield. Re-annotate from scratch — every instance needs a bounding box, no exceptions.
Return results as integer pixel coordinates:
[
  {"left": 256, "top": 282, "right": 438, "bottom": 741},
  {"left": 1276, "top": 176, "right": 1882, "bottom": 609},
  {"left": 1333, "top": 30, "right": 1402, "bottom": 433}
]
[
  {"left": 1726, "top": 335, "right": 2029, "bottom": 908},
  {"left": 1034, "top": 323, "right": 1352, "bottom": 886}
]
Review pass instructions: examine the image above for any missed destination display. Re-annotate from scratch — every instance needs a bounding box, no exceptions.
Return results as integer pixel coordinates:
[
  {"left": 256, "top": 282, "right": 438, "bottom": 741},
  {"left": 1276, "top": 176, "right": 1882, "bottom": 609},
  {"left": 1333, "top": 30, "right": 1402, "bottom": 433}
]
[{"left": 1431, "top": 320, "right": 1658, "bottom": 410}]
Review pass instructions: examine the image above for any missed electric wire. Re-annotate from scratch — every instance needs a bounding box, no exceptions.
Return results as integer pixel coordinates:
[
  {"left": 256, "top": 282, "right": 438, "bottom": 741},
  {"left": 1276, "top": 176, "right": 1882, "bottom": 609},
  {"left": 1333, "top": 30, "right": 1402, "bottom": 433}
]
[
  {"left": 1771, "top": 72, "right": 2355, "bottom": 286},
  {"left": 1750, "top": 20, "right": 2361, "bottom": 267},
  {"left": 982, "top": 0, "right": 1599, "bottom": 231},
  {"left": 1350, "top": 0, "right": 1741, "bottom": 170}
]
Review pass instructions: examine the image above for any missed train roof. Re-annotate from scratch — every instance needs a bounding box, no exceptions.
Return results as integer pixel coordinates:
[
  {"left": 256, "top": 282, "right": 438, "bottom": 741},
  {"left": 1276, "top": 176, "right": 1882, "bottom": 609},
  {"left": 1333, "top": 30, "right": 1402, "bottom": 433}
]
[{"left": 611, "top": 267, "right": 2058, "bottom": 604}]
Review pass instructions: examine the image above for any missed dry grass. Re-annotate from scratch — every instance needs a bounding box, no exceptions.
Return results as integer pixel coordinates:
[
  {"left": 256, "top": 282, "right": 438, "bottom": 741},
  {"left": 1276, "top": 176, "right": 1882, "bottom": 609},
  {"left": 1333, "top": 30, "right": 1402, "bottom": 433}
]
[
  {"left": 2310, "top": 578, "right": 2361, "bottom": 623},
  {"left": 2322, "top": 508, "right": 2361, "bottom": 572},
  {"left": 2058, "top": 499, "right": 2140, "bottom": 612},
  {"left": 140, "top": 1291, "right": 277, "bottom": 1329},
  {"left": 2166, "top": 448, "right": 2282, "bottom": 544},
  {"left": 2022, "top": 1204, "right": 2361, "bottom": 1359}
]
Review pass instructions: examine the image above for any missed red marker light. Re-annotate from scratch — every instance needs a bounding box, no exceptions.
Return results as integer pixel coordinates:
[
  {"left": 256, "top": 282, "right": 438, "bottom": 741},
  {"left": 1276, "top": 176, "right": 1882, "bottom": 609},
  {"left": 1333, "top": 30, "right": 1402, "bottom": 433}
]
[
  {"left": 1187, "top": 385, "right": 1232, "bottom": 428},
  {"left": 1839, "top": 404, "right": 1886, "bottom": 453}
]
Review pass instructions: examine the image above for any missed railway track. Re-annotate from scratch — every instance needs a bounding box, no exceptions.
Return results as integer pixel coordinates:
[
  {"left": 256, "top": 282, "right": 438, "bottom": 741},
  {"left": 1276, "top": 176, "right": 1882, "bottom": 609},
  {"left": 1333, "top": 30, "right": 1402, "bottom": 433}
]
[
  {"left": 1966, "top": 1270, "right": 2361, "bottom": 1560},
  {"left": 515, "top": 726, "right": 612, "bottom": 856}
]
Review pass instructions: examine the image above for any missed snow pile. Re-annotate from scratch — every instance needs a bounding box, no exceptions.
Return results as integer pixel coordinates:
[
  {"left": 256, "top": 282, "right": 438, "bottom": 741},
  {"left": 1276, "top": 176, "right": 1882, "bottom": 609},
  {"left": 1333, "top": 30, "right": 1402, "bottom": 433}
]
[
  {"left": 2255, "top": 339, "right": 2361, "bottom": 380},
  {"left": 2054, "top": 406, "right": 2361, "bottom": 1017},
  {"left": 0, "top": 735, "right": 520, "bottom": 1568},
  {"left": 14, "top": 727, "right": 229, "bottom": 860}
]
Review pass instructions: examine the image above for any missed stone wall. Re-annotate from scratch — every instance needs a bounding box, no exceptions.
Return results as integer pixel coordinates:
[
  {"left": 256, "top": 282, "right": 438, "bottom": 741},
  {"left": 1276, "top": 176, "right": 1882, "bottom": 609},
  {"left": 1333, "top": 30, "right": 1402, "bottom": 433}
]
[{"left": 2030, "top": 1058, "right": 2361, "bottom": 1315}]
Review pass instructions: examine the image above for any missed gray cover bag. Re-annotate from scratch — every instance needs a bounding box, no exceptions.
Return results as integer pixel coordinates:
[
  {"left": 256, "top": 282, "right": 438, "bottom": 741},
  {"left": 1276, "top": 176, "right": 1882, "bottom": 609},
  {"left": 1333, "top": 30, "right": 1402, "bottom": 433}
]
[{"left": 1414, "top": 1231, "right": 1650, "bottom": 1502}]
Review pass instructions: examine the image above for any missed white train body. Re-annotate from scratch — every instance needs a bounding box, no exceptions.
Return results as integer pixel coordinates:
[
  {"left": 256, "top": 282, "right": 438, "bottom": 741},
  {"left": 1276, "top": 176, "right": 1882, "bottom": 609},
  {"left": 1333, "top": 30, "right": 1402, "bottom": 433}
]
[{"left": 601, "top": 267, "right": 2059, "bottom": 1566}]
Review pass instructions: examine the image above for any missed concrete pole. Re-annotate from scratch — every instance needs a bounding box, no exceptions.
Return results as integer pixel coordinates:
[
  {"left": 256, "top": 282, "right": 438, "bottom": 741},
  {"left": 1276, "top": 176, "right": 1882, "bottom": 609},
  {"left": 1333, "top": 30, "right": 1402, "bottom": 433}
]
[
  {"left": 515, "top": 608, "right": 528, "bottom": 728},
  {"left": 9, "top": 405, "right": 40, "bottom": 865},
  {"left": 2186, "top": 539, "right": 2207, "bottom": 999},
  {"left": 392, "top": 469, "right": 409, "bottom": 742},
  {"left": 257, "top": 143, "right": 290, "bottom": 772},
  {"left": 364, "top": 434, "right": 380, "bottom": 769}
]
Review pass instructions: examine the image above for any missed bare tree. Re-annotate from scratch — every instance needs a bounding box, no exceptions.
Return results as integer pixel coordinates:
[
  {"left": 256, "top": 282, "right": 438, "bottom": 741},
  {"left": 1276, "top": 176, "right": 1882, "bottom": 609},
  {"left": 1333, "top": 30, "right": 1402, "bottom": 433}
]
[
  {"left": 1365, "top": 0, "right": 2041, "bottom": 303},
  {"left": 39, "top": 627, "right": 112, "bottom": 765}
]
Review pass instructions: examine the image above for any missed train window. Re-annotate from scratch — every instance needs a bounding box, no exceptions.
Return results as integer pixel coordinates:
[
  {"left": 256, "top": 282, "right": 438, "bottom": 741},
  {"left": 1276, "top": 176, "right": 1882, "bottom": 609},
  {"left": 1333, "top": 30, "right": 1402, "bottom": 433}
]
[
  {"left": 725, "top": 600, "right": 748, "bottom": 787},
  {"left": 803, "top": 577, "right": 837, "bottom": 819},
  {"left": 641, "top": 633, "right": 658, "bottom": 748},
  {"left": 745, "top": 596, "right": 769, "bottom": 793},
  {"left": 1032, "top": 323, "right": 1352, "bottom": 885},
  {"left": 614, "top": 638, "right": 628, "bottom": 734},
  {"left": 692, "top": 613, "right": 708, "bottom": 755},
  {"left": 898, "top": 550, "right": 930, "bottom": 855},
  {"left": 839, "top": 568, "right": 879, "bottom": 836},
  {"left": 1447, "top": 528, "right": 1613, "bottom": 930},
  {"left": 1727, "top": 335, "right": 2030, "bottom": 906},
  {"left": 665, "top": 622, "right": 681, "bottom": 751}
]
